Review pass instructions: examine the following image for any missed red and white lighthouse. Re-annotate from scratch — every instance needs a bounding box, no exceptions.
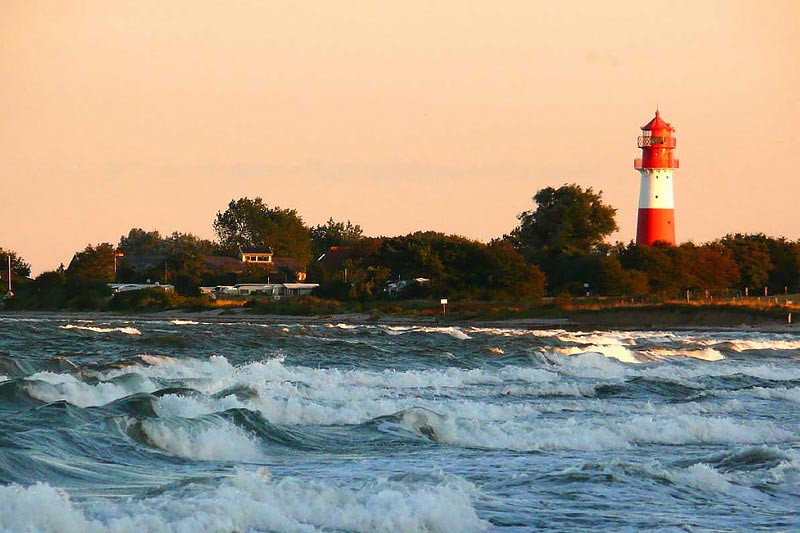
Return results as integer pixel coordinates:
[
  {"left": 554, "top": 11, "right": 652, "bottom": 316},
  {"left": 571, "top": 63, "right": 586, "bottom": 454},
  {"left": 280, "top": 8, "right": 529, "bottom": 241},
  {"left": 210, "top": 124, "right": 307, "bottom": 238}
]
[{"left": 634, "top": 110, "right": 679, "bottom": 245}]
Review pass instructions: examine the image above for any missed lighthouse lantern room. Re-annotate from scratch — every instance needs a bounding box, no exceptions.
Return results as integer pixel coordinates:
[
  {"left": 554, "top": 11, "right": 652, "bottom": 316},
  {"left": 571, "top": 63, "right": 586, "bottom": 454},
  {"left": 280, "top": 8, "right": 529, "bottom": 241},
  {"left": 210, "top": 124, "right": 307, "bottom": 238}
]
[{"left": 634, "top": 110, "right": 679, "bottom": 246}]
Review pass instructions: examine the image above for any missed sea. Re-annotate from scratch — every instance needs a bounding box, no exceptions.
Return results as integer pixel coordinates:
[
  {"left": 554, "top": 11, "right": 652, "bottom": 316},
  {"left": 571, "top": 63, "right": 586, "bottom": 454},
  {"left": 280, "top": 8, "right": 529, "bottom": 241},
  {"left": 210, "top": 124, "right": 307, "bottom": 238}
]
[{"left": 1, "top": 314, "right": 799, "bottom": 532}]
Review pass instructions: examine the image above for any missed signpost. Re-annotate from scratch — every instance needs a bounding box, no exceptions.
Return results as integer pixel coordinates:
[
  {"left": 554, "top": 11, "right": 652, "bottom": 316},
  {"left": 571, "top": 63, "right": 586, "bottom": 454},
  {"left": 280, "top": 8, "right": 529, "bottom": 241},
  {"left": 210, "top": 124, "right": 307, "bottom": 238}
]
[{"left": 440, "top": 298, "right": 448, "bottom": 315}]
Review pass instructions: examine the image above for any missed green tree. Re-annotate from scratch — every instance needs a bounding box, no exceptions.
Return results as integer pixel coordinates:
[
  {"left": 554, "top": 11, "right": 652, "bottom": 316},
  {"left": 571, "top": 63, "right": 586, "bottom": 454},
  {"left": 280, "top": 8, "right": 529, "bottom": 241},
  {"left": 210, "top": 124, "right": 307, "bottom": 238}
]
[
  {"left": 673, "top": 242, "right": 739, "bottom": 294},
  {"left": 765, "top": 238, "right": 800, "bottom": 294},
  {"left": 619, "top": 242, "right": 676, "bottom": 297},
  {"left": 0, "top": 247, "right": 32, "bottom": 277},
  {"left": 719, "top": 233, "right": 773, "bottom": 291},
  {"left": 67, "top": 243, "right": 117, "bottom": 282},
  {"left": 118, "top": 228, "right": 168, "bottom": 255},
  {"left": 510, "top": 184, "right": 618, "bottom": 262},
  {"left": 213, "top": 197, "right": 313, "bottom": 267},
  {"left": 485, "top": 240, "right": 546, "bottom": 300},
  {"left": 310, "top": 218, "right": 364, "bottom": 256}
]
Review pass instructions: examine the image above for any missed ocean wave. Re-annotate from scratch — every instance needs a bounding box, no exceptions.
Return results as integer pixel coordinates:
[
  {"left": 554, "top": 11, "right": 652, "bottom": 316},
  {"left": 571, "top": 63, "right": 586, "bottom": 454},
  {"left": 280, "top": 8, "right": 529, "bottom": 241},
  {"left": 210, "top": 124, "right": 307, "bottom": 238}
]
[
  {"left": 325, "top": 323, "right": 362, "bottom": 330},
  {"left": 748, "top": 386, "right": 800, "bottom": 402},
  {"left": 666, "top": 463, "right": 734, "bottom": 494},
  {"left": 552, "top": 344, "right": 639, "bottom": 364},
  {"left": 60, "top": 324, "right": 142, "bottom": 335},
  {"left": 384, "top": 326, "right": 471, "bottom": 340},
  {"left": 374, "top": 407, "right": 795, "bottom": 452},
  {"left": 715, "top": 339, "right": 800, "bottom": 352},
  {"left": 640, "top": 361, "right": 800, "bottom": 384},
  {"left": 124, "top": 416, "right": 262, "bottom": 461},
  {"left": 546, "top": 351, "right": 632, "bottom": 379},
  {"left": 644, "top": 347, "right": 725, "bottom": 362},
  {"left": 0, "top": 470, "right": 488, "bottom": 533},
  {"left": 23, "top": 372, "right": 157, "bottom": 408},
  {"left": 463, "top": 327, "right": 566, "bottom": 338},
  {"left": 619, "top": 414, "right": 793, "bottom": 445},
  {"left": 0, "top": 354, "right": 80, "bottom": 378},
  {"left": 700, "top": 445, "right": 796, "bottom": 473}
]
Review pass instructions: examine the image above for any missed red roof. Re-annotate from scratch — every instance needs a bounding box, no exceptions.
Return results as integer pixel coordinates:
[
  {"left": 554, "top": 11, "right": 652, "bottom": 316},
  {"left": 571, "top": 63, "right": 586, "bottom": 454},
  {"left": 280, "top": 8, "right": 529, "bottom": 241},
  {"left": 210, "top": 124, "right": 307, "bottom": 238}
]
[{"left": 641, "top": 110, "right": 674, "bottom": 132}]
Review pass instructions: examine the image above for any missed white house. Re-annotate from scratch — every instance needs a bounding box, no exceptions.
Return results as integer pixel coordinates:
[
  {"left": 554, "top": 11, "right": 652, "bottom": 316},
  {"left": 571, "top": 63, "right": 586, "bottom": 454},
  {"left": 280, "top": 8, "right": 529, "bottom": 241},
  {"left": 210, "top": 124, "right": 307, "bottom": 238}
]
[{"left": 238, "top": 247, "right": 274, "bottom": 264}]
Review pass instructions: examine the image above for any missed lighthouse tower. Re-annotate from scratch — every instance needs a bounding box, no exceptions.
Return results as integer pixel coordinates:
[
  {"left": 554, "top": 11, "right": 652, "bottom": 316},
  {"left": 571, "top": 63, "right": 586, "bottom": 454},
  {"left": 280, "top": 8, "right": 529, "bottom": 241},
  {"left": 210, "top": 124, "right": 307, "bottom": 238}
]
[{"left": 634, "top": 110, "right": 679, "bottom": 245}]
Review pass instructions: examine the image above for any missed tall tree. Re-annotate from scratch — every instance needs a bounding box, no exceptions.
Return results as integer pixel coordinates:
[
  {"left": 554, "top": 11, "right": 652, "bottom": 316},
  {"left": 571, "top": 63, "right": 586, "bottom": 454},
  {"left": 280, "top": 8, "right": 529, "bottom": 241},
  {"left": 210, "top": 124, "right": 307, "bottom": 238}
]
[
  {"left": 765, "top": 238, "right": 800, "bottom": 294},
  {"left": 485, "top": 240, "right": 546, "bottom": 300},
  {"left": 118, "top": 228, "right": 168, "bottom": 255},
  {"left": 67, "top": 243, "right": 117, "bottom": 282},
  {"left": 310, "top": 218, "right": 364, "bottom": 256},
  {"left": 510, "top": 184, "right": 618, "bottom": 262},
  {"left": 213, "top": 197, "right": 313, "bottom": 267},
  {"left": 719, "top": 233, "right": 773, "bottom": 291}
]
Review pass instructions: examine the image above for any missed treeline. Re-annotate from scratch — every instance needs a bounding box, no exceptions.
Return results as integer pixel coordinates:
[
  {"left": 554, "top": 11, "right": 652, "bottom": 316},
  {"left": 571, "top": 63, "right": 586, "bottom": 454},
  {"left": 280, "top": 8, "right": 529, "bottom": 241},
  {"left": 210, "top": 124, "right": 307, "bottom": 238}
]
[
  {"left": 2, "top": 186, "right": 799, "bottom": 311},
  {"left": 310, "top": 233, "right": 544, "bottom": 301}
]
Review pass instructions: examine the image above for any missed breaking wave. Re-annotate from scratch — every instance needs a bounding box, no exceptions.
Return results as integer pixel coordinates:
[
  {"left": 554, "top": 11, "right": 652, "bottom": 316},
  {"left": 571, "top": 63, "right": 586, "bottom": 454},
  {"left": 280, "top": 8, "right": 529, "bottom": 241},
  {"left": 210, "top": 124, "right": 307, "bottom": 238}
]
[
  {"left": 60, "top": 324, "right": 142, "bottom": 335},
  {"left": 0, "top": 470, "right": 487, "bottom": 533}
]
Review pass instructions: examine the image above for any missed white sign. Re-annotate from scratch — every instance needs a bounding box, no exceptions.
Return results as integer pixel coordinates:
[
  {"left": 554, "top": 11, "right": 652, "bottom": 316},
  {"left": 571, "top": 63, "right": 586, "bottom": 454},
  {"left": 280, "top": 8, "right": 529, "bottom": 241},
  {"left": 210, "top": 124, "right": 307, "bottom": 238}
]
[{"left": 440, "top": 298, "right": 448, "bottom": 305}]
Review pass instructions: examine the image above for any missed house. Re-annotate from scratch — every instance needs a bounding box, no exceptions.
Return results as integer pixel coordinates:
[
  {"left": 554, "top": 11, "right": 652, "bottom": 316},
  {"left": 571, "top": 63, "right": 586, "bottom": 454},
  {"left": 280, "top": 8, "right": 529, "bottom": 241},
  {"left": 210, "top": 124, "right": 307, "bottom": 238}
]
[{"left": 238, "top": 246, "right": 274, "bottom": 264}]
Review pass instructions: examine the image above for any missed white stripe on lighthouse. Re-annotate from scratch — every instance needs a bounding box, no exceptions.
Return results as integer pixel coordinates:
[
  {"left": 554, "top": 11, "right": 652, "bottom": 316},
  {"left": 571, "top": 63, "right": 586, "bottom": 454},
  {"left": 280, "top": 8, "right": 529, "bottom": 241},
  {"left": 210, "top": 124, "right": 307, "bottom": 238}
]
[{"left": 638, "top": 169, "right": 675, "bottom": 209}]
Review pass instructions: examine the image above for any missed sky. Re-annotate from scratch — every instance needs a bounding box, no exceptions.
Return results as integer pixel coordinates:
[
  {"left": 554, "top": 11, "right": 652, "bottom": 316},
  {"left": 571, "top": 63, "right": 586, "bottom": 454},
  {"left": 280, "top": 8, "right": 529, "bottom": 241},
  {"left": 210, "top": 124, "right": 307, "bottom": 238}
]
[{"left": 2, "top": 1, "right": 798, "bottom": 274}]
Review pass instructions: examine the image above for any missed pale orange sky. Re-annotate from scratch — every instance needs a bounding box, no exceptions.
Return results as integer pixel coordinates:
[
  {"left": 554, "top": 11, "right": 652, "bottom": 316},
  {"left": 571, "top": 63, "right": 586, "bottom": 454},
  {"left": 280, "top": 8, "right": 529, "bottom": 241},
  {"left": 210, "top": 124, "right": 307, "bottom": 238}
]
[{"left": 2, "top": 1, "right": 798, "bottom": 274}]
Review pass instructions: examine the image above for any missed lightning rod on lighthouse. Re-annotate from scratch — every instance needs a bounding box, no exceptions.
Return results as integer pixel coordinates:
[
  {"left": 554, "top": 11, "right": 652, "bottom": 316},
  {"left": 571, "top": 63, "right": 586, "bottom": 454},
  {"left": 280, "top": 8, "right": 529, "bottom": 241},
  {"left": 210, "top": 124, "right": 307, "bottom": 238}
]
[{"left": 634, "top": 110, "right": 678, "bottom": 246}]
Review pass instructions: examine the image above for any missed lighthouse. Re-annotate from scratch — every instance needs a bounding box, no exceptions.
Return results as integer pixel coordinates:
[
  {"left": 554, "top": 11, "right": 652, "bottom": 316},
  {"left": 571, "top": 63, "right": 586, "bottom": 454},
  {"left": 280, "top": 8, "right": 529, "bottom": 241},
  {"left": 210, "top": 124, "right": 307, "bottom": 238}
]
[{"left": 634, "top": 110, "right": 679, "bottom": 245}]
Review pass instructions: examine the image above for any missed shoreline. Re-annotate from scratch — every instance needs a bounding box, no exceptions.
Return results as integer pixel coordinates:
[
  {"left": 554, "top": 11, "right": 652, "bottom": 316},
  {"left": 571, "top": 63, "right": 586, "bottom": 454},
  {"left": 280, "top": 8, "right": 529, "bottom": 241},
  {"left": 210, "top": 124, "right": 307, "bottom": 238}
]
[{"left": 2, "top": 307, "right": 796, "bottom": 333}]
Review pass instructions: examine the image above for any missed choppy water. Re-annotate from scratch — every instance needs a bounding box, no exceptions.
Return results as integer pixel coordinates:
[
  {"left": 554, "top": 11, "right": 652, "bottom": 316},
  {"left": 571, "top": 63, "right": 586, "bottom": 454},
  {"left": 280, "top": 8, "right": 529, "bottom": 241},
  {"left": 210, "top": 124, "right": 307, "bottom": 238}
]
[{"left": 1, "top": 315, "right": 799, "bottom": 532}]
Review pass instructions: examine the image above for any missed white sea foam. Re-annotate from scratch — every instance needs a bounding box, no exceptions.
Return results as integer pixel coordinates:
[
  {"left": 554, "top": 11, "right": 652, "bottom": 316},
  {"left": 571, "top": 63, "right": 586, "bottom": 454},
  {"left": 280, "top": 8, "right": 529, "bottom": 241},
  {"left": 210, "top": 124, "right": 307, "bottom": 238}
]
[
  {"left": 388, "top": 407, "right": 796, "bottom": 452},
  {"left": 0, "top": 482, "right": 101, "bottom": 532},
  {"left": 722, "top": 339, "right": 800, "bottom": 352},
  {"left": 154, "top": 392, "right": 242, "bottom": 418},
  {"left": 169, "top": 319, "right": 199, "bottom": 325},
  {"left": 619, "top": 414, "right": 793, "bottom": 445},
  {"left": 0, "top": 470, "right": 487, "bottom": 533},
  {"left": 23, "top": 371, "right": 156, "bottom": 407},
  {"left": 553, "top": 344, "right": 640, "bottom": 364},
  {"left": 138, "top": 354, "right": 182, "bottom": 366},
  {"left": 136, "top": 356, "right": 555, "bottom": 426},
  {"left": 547, "top": 351, "right": 632, "bottom": 379},
  {"left": 384, "top": 326, "right": 471, "bottom": 340},
  {"left": 640, "top": 360, "right": 800, "bottom": 383},
  {"left": 464, "top": 327, "right": 566, "bottom": 338},
  {"left": 642, "top": 347, "right": 725, "bottom": 362},
  {"left": 748, "top": 386, "right": 800, "bottom": 402},
  {"left": 137, "top": 418, "right": 262, "bottom": 461},
  {"left": 665, "top": 463, "right": 733, "bottom": 494},
  {"left": 500, "top": 381, "right": 598, "bottom": 398},
  {"left": 393, "top": 410, "right": 631, "bottom": 452},
  {"left": 60, "top": 324, "right": 142, "bottom": 335}
]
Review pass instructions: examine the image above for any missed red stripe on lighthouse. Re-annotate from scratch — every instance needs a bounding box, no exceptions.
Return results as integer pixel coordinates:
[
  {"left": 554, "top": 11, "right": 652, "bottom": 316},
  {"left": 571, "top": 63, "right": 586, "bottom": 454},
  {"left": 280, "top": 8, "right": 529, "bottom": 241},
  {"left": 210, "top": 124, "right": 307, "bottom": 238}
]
[
  {"left": 636, "top": 208, "right": 675, "bottom": 246},
  {"left": 634, "top": 110, "right": 678, "bottom": 246}
]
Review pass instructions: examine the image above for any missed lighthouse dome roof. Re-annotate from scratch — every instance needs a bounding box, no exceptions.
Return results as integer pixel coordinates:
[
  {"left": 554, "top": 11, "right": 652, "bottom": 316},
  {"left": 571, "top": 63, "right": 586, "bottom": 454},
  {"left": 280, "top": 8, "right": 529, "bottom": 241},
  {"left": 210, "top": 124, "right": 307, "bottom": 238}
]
[{"left": 641, "top": 110, "right": 674, "bottom": 132}]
